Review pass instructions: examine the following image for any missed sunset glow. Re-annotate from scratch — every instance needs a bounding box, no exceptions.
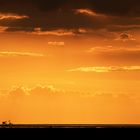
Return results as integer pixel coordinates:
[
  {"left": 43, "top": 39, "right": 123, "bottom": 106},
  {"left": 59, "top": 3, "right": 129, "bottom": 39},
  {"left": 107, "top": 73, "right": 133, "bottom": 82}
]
[{"left": 0, "top": 0, "right": 140, "bottom": 124}]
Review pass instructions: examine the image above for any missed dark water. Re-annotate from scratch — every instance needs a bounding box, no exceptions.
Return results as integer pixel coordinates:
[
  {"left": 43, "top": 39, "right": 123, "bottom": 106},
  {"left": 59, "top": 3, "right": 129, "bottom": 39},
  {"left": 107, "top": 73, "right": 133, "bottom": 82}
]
[{"left": 0, "top": 124, "right": 140, "bottom": 128}]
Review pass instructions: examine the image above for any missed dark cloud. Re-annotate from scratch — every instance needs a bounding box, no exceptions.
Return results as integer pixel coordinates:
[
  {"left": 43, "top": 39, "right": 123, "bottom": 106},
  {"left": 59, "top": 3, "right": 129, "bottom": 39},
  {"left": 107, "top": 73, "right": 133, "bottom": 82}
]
[
  {"left": 87, "top": 0, "right": 140, "bottom": 17},
  {"left": 0, "top": 0, "right": 140, "bottom": 33},
  {"left": 116, "top": 33, "right": 135, "bottom": 41},
  {"left": 0, "top": 0, "right": 139, "bottom": 16}
]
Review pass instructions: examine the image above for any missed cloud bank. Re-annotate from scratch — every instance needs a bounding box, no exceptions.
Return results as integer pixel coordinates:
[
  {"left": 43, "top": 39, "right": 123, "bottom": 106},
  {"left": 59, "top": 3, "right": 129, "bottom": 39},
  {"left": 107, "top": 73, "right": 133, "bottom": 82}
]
[
  {"left": 0, "top": 0, "right": 140, "bottom": 34},
  {"left": 0, "top": 84, "right": 140, "bottom": 124}
]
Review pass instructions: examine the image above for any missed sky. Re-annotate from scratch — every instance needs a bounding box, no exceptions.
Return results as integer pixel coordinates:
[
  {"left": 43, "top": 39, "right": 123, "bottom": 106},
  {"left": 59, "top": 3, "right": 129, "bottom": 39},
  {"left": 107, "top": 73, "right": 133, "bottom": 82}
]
[{"left": 0, "top": 0, "right": 140, "bottom": 124}]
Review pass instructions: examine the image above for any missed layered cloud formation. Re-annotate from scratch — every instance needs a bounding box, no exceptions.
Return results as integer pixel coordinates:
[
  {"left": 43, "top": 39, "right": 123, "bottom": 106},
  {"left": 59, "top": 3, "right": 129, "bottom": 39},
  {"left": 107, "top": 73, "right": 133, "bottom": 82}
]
[{"left": 0, "top": 0, "right": 139, "bottom": 34}]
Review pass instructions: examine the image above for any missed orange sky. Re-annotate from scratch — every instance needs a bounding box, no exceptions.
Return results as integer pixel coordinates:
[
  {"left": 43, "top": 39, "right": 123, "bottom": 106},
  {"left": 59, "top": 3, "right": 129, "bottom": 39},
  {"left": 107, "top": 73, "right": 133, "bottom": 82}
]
[
  {"left": 0, "top": 31, "right": 139, "bottom": 124},
  {"left": 0, "top": 0, "right": 140, "bottom": 124}
]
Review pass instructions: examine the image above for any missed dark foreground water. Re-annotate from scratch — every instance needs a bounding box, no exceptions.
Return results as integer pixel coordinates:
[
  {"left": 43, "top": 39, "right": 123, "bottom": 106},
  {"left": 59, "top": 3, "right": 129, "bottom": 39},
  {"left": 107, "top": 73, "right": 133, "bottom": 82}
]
[{"left": 0, "top": 124, "right": 140, "bottom": 128}]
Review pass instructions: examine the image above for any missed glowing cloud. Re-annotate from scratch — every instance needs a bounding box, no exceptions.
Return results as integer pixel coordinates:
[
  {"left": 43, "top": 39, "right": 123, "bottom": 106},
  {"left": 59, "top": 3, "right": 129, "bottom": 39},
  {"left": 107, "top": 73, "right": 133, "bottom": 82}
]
[
  {"left": 8, "top": 85, "right": 59, "bottom": 97},
  {"left": 0, "top": 26, "right": 8, "bottom": 32},
  {"left": 0, "top": 52, "right": 44, "bottom": 57},
  {"left": 0, "top": 13, "right": 29, "bottom": 20},
  {"left": 48, "top": 41, "right": 65, "bottom": 46},
  {"left": 68, "top": 66, "right": 140, "bottom": 73},
  {"left": 74, "top": 9, "right": 106, "bottom": 17},
  {"left": 87, "top": 46, "right": 140, "bottom": 53},
  {"left": 32, "top": 28, "right": 75, "bottom": 36}
]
